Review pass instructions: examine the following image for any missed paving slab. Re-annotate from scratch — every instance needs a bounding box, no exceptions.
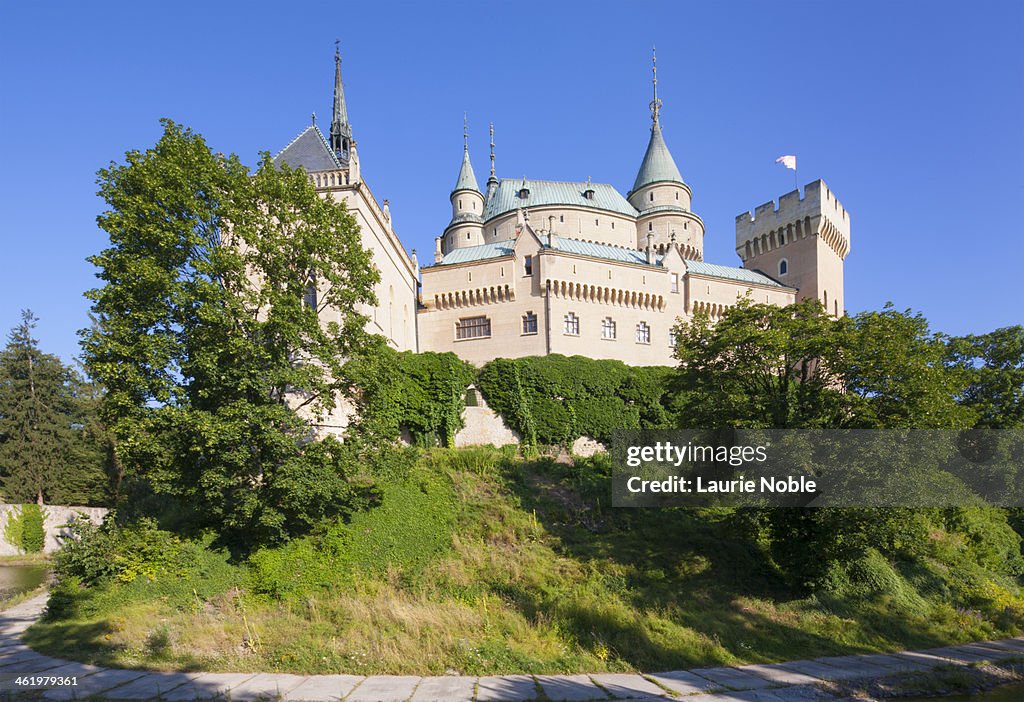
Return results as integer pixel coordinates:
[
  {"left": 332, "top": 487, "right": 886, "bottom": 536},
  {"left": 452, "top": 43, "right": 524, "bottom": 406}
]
[
  {"left": 38, "top": 668, "right": 150, "bottom": 700},
  {"left": 535, "top": 674, "right": 609, "bottom": 700},
  {"left": 808, "top": 655, "right": 901, "bottom": 678},
  {"left": 0, "top": 654, "right": 67, "bottom": 675},
  {"left": 588, "top": 673, "right": 668, "bottom": 699},
  {"left": 409, "top": 675, "right": 476, "bottom": 702},
  {"left": 101, "top": 672, "right": 199, "bottom": 700},
  {"left": 646, "top": 670, "right": 722, "bottom": 695},
  {"left": 476, "top": 674, "right": 539, "bottom": 701},
  {"left": 773, "top": 659, "right": 868, "bottom": 682},
  {"left": 971, "top": 640, "right": 1024, "bottom": 656},
  {"left": 691, "top": 666, "right": 777, "bottom": 690},
  {"left": 223, "top": 673, "right": 309, "bottom": 701},
  {"left": 282, "top": 674, "right": 364, "bottom": 701},
  {"left": 346, "top": 675, "right": 421, "bottom": 702},
  {"left": 160, "top": 672, "right": 256, "bottom": 701},
  {"left": 736, "top": 663, "right": 823, "bottom": 686},
  {"left": 924, "top": 646, "right": 996, "bottom": 664}
]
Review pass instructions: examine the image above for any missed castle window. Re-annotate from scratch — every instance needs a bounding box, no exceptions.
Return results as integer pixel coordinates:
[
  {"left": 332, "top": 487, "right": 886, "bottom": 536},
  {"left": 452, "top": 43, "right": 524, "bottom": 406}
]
[
  {"left": 560, "top": 215, "right": 564, "bottom": 222},
  {"left": 675, "top": 192, "right": 679, "bottom": 200},
  {"left": 458, "top": 199, "right": 463, "bottom": 209},
  {"left": 595, "top": 218, "right": 599, "bottom": 226},
  {"left": 779, "top": 259, "right": 789, "bottom": 276},
  {"left": 467, "top": 233, "right": 471, "bottom": 240},
  {"left": 583, "top": 189, "right": 595, "bottom": 200},
  {"left": 648, "top": 223, "right": 653, "bottom": 232},
  {"left": 669, "top": 329, "right": 676, "bottom": 347},
  {"left": 611, "top": 222, "right": 615, "bottom": 229},
  {"left": 650, "top": 192, "right": 654, "bottom": 202},
  {"left": 564, "top": 312, "right": 580, "bottom": 336},
  {"left": 779, "top": 230, "right": 786, "bottom": 245},
  {"left": 671, "top": 273, "right": 679, "bottom": 293},
  {"left": 602, "top": 317, "right": 616, "bottom": 340},
  {"left": 519, "top": 187, "right": 530, "bottom": 198},
  {"left": 522, "top": 312, "right": 538, "bottom": 335},
  {"left": 302, "top": 278, "right": 318, "bottom": 310},
  {"left": 456, "top": 316, "right": 491, "bottom": 340},
  {"left": 524, "top": 255, "right": 533, "bottom": 276},
  {"left": 635, "top": 321, "right": 651, "bottom": 345}
]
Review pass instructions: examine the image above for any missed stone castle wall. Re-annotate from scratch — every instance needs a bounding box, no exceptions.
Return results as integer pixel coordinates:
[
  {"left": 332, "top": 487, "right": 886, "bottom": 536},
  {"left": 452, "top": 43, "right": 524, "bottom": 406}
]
[{"left": 0, "top": 504, "right": 108, "bottom": 556}]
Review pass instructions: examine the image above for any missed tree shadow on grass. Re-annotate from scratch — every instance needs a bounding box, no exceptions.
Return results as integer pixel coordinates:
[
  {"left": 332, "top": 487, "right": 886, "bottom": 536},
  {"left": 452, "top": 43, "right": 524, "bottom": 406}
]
[{"left": 495, "top": 456, "right": 960, "bottom": 671}]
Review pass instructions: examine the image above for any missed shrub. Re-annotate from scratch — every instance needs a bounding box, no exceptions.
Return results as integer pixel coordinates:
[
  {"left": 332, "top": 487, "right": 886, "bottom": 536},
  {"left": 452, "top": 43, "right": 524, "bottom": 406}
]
[
  {"left": 20, "top": 504, "right": 45, "bottom": 552},
  {"left": 54, "top": 517, "right": 191, "bottom": 586},
  {"left": 2, "top": 504, "right": 45, "bottom": 553}
]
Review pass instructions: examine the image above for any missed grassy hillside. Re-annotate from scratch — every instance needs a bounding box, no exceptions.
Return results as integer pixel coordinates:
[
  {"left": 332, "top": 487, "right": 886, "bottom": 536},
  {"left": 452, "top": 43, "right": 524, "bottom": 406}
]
[{"left": 24, "top": 447, "right": 1024, "bottom": 675}]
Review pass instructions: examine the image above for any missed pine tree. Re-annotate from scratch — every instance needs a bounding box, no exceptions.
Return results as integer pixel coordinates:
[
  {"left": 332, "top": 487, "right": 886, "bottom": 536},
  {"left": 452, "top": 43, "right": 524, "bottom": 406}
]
[{"left": 0, "top": 310, "right": 71, "bottom": 503}]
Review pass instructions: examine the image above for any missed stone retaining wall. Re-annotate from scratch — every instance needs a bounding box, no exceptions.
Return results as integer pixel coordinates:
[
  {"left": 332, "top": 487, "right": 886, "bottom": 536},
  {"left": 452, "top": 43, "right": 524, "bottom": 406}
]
[{"left": 0, "top": 504, "right": 108, "bottom": 556}]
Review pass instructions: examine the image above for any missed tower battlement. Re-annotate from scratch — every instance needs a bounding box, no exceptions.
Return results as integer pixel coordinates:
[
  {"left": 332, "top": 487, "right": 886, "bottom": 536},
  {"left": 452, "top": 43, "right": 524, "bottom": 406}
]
[{"left": 735, "top": 179, "right": 850, "bottom": 261}]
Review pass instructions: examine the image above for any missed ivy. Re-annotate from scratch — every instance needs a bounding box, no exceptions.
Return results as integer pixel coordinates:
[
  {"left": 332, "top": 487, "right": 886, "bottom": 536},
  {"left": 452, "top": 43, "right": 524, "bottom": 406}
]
[
  {"left": 3, "top": 504, "right": 45, "bottom": 553},
  {"left": 477, "top": 355, "right": 676, "bottom": 446}
]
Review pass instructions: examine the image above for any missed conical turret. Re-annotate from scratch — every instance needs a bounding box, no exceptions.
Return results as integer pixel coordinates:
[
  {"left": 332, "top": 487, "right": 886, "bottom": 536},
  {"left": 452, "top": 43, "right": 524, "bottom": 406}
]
[{"left": 329, "top": 42, "right": 352, "bottom": 162}]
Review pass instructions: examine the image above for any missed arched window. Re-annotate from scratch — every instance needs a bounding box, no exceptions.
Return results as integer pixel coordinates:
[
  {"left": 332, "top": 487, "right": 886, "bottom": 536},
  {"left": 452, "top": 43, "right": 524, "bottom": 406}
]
[
  {"left": 779, "top": 259, "right": 789, "bottom": 276},
  {"left": 302, "top": 278, "right": 318, "bottom": 310}
]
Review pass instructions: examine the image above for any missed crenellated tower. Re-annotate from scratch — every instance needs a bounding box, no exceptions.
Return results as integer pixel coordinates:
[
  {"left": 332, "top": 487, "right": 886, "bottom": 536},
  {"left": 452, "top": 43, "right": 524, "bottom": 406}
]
[
  {"left": 735, "top": 179, "right": 851, "bottom": 316},
  {"left": 441, "top": 115, "right": 485, "bottom": 254},
  {"left": 628, "top": 49, "right": 705, "bottom": 260}
]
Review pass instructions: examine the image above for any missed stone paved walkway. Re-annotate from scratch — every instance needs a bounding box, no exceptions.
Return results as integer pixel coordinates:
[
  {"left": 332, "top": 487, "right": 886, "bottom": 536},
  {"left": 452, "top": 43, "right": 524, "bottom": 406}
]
[{"left": 3, "top": 593, "right": 1024, "bottom": 701}]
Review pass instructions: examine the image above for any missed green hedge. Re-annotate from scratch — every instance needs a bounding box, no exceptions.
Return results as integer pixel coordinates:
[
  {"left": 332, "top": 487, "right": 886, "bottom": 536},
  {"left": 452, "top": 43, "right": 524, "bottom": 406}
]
[{"left": 476, "top": 355, "right": 676, "bottom": 446}]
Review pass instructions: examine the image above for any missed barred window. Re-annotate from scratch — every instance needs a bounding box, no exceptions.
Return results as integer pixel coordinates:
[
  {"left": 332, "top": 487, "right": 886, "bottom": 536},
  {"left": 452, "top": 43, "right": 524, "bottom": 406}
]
[
  {"left": 636, "top": 321, "right": 651, "bottom": 344},
  {"left": 601, "top": 317, "right": 616, "bottom": 340},
  {"left": 522, "top": 312, "right": 538, "bottom": 335},
  {"left": 456, "top": 316, "right": 491, "bottom": 340},
  {"left": 564, "top": 312, "right": 580, "bottom": 336}
]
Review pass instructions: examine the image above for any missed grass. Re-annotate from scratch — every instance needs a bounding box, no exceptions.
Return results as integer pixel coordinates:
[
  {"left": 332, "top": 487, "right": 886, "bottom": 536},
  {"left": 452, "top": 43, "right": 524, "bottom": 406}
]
[{"left": 21, "top": 447, "right": 1024, "bottom": 675}]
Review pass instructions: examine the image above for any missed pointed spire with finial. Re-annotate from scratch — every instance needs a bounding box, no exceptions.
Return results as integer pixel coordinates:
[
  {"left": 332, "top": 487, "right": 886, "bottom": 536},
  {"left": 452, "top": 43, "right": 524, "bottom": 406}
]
[
  {"left": 650, "top": 46, "right": 662, "bottom": 125},
  {"left": 330, "top": 40, "right": 352, "bottom": 160},
  {"left": 453, "top": 114, "right": 480, "bottom": 193},
  {"left": 631, "top": 46, "right": 684, "bottom": 194}
]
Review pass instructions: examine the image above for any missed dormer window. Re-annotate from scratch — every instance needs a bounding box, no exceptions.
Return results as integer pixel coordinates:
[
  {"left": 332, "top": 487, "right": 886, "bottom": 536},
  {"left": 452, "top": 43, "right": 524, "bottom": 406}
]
[
  {"left": 518, "top": 187, "right": 530, "bottom": 199},
  {"left": 583, "top": 189, "right": 595, "bottom": 200}
]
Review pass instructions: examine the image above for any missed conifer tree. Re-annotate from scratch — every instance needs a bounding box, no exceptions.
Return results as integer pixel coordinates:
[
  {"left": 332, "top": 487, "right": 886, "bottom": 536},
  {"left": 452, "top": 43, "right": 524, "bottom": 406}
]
[{"left": 0, "top": 310, "right": 72, "bottom": 503}]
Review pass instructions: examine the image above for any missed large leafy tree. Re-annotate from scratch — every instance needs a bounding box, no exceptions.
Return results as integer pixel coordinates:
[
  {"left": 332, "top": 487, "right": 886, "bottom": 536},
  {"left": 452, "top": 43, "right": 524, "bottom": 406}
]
[
  {"left": 0, "top": 311, "right": 107, "bottom": 504},
  {"left": 81, "top": 120, "right": 379, "bottom": 549},
  {"left": 947, "top": 326, "right": 1024, "bottom": 429}
]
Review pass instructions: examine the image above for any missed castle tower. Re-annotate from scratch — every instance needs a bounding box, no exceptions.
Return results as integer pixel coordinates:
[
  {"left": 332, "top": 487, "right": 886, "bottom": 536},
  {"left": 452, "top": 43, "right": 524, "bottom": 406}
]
[
  {"left": 735, "top": 180, "right": 851, "bottom": 316},
  {"left": 628, "top": 49, "right": 705, "bottom": 259},
  {"left": 442, "top": 116, "right": 485, "bottom": 253},
  {"left": 329, "top": 43, "right": 353, "bottom": 165}
]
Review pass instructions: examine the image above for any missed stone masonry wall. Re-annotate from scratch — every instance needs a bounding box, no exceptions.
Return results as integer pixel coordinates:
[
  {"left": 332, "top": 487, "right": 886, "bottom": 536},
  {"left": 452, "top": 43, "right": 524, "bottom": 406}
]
[{"left": 0, "top": 504, "right": 108, "bottom": 556}]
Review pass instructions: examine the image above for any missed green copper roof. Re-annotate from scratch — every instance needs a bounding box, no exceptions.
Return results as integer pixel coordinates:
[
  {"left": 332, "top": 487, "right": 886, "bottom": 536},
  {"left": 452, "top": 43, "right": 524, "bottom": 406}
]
[
  {"left": 631, "top": 121, "right": 684, "bottom": 193},
  {"left": 438, "top": 241, "right": 514, "bottom": 265},
  {"left": 453, "top": 149, "right": 481, "bottom": 193},
  {"left": 684, "top": 260, "right": 788, "bottom": 288},
  {"left": 433, "top": 235, "right": 659, "bottom": 268},
  {"left": 483, "top": 178, "right": 638, "bottom": 220}
]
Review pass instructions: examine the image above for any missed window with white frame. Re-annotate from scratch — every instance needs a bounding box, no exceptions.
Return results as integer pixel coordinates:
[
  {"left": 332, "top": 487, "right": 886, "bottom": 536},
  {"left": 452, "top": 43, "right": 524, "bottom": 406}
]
[
  {"left": 635, "top": 321, "right": 651, "bottom": 344},
  {"left": 671, "top": 273, "right": 679, "bottom": 293},
  {"left": 601, "top": 317, "right": 616, "bottom": 340},
  {"left": 522, "top": 312, "right": 538, "bottom": 335},
  {"left": 456, "top": 316, "right": 491, "bottom": 340},
  {"left": 564, "top": 312, "right": 580, "bottom": 336},
  {"left": 779, "top": 259, "right": 789, "bottom": 276}
]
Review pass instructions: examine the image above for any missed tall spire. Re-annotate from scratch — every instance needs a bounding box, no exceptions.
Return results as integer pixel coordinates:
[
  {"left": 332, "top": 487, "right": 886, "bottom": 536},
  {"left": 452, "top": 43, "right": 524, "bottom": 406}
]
[
  {"left": 453, "top": 115, "right": 480, "bottom": 193},
  {"left": 487, "top": 122, "right": 497, "bottom": 188},
  {"left": 631, "top": 48, "right": 684, "bottom": 194},
  {"left": 650, "top": 46, "right": 662, "bottom": 125},
  {"left": 330, "top": 40, "right": 352, "bottom": 160}
]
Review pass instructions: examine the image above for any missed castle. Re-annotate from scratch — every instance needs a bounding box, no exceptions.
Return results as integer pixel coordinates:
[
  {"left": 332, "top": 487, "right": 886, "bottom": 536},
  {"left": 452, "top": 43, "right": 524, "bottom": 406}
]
[{"left": 275, "top": 48, "right": 850, "bottom": 373}]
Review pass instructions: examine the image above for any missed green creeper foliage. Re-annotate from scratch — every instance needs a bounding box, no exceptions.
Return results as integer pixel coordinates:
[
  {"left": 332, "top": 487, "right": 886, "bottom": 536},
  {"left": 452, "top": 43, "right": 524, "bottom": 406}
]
[
  {"left": 476, "top": 355, "right": 675, "bottom": 446},
  {"left": 345, "top": 346, "right": 476, "bottom": 448},
  {"left": 80, "top": 120, "right": 379, "bottom": 550},
  {"left": 3, "top": 504, "right": 45, "bottom": 553}
]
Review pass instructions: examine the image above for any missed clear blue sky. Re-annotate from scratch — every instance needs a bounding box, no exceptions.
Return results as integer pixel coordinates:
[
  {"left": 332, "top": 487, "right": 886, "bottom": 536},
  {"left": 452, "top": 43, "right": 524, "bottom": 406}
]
[{"left": 1, "top": 1, "right": 1021, "bottom": 364}]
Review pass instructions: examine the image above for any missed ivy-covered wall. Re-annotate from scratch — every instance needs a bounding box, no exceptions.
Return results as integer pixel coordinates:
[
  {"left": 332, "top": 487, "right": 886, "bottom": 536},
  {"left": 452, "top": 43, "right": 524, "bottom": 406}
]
[
  {"left": 476, "top": 355, "right": 676, "bottom": 446},
  {"left": 347, "top": 348, "right": 477, "bottom": 447}
]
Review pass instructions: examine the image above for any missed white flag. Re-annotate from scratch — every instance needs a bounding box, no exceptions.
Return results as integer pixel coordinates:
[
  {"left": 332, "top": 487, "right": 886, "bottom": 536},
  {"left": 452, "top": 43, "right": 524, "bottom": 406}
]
[{"left": 776, "top": 155, "right": 797, "bottom": 170}]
